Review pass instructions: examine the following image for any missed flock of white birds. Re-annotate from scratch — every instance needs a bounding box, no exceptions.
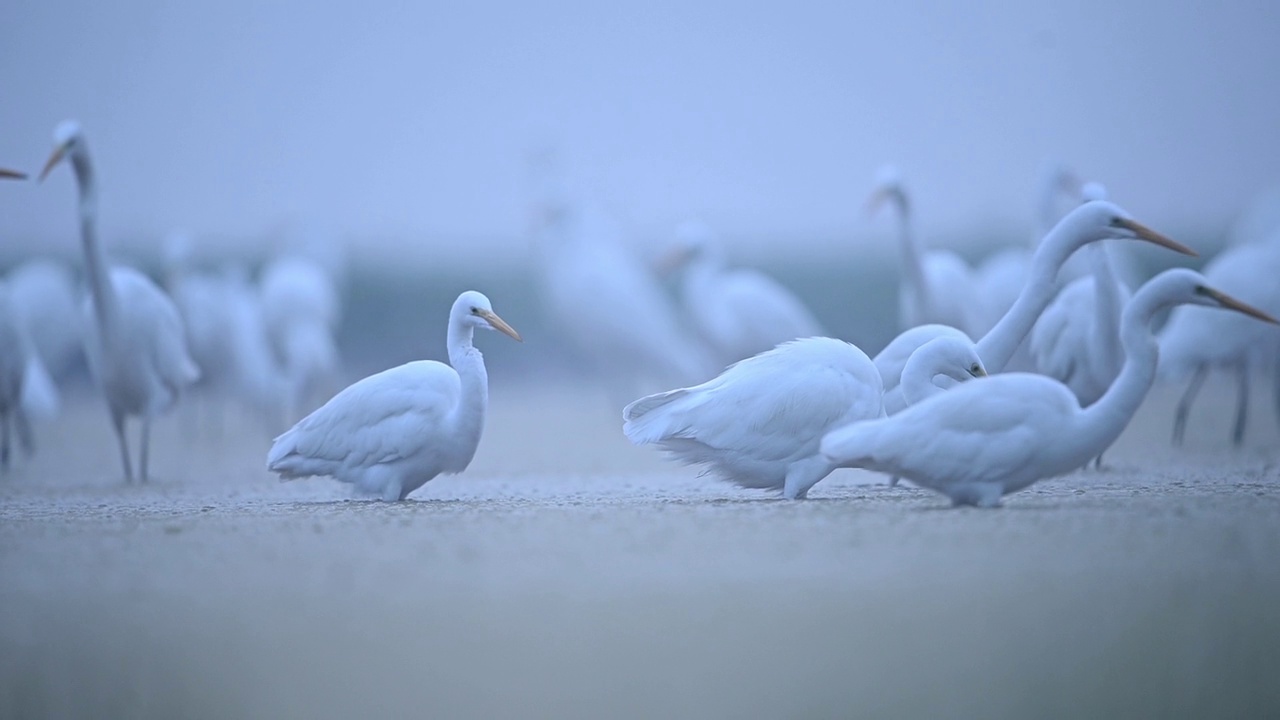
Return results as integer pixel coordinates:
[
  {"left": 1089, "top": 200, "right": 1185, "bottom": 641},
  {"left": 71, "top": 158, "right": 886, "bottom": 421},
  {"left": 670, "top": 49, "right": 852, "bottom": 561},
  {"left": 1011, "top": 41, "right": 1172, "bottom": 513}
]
[{"left": 2, "top": 120, "right": 1280, "bottom": 508}]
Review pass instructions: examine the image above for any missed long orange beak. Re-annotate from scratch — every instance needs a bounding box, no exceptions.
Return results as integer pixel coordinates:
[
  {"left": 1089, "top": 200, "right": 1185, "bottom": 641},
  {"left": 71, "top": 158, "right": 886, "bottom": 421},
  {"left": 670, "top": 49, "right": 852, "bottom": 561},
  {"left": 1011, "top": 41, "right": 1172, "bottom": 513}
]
[
  {"left": 1112, "top": 217, "right": 1198, "bottom": 257},
  {"left": 477, "top": 308, "right": 523, "bottom": 342},
  {"left": 1203, "top": 287, "right": 1279, "bottom": 325},
  {"left": 38, "top": 145, "right": 67, "bottom": 183}
]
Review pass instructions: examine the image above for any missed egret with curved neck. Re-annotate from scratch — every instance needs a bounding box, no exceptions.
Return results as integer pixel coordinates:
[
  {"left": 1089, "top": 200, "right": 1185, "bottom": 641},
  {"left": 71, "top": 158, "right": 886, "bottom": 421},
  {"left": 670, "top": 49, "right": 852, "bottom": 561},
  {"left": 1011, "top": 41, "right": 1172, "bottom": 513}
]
[
  {"left": 267, "top": 291, "right": 522, "bottom": 501},
  {"left": 40, "top": 120, "right": 200, "bottom": 482},
  {"left": 624, "top": 335, "right": 986, "bottom": 500},
  {"left": 822, "top": 269, "right": 1278, "bottom": 507},
  {"left": 875, "top": 200, "right": 1196, "bottom": 407}
]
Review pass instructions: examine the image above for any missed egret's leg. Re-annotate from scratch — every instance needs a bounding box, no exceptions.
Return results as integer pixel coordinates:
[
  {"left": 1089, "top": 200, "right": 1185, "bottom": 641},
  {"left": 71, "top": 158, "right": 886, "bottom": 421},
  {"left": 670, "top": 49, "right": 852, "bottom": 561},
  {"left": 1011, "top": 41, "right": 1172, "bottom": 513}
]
[
  {"left": 111, "top": 411, "right": 134, "bottom": 482},
  {"left": 1172, "top": 364, "right": 1208, "bottom": 446},
  {"left": 382, "top": 478, "right": 405, "bottom": 503},
  {"left": 140, "top": 415, "right": 152, "bottom": 483},
  {"left": 888, "top": 474, "right": 900, "bottom": 487},
  {"left": 782, "top": 457, "right": 834, "bottom": 500},
  {"left": 1233, "top": 361, "right": 1249, "bottom": 447},
  {"left": 14, "top": 406, "right": 33, "bottom": 457},
  {"left": 949, "top": 483, "right": 1003, "bottom": 508},
  {"left": 1, "top": 410, "right": 10, "bottom": 470}
]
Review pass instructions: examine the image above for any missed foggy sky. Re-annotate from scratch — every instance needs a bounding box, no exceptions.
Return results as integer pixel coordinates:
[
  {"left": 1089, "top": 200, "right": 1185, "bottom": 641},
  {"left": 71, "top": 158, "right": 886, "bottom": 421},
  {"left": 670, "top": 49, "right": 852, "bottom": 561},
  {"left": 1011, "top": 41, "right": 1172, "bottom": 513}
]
[{"left": 2, "top": 0, "right": 1278, "bottom": 266}]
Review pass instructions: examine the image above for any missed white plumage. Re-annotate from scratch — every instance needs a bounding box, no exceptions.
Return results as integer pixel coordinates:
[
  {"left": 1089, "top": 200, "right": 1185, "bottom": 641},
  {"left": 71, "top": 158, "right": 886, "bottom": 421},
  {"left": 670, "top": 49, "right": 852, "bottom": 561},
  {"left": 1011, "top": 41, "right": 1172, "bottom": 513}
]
[
  {"left": 821, "top": 269, "right": 1277, "bottom": 508},
  {"left": 267, "top": 290, "right": 521, "bottom": 501},
  {"left": 1030, "top": 182, "right": 1130, "bottom": 409},
  {"left": 623, "top": 335, "right": 986, "bottom": 499},
  {"left": 869, "top": 165, "right": 978, "bottom": 334},
  {"left": 259, "top": 254, "right": 342, "bottom": 425},
  {"left": 666, "top": 220, "right": 824, "bottom": 367},
  {"left": 1158, "top": 242, "right": 1280, "bottom": 445},
  {"left": 40, "top": 120, "right": 200, "bottom": 482},
  {"left": 875, "top": 200, "right": 1196, "bottom": 408}
]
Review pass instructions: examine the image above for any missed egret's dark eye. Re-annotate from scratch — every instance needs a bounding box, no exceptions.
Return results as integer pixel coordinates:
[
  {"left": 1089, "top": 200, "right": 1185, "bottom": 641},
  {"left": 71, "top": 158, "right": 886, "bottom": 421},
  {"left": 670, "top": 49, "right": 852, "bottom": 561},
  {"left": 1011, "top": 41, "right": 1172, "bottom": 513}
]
[
  {"left": 1193, "top": 285, "right": 1212, "bottom": 297},
  {"left": 971, "top": 364, "right": 980, "bottom": 373},
  {"left": 470, "top": 306, "right": 480, "bottom": 314},
  {"left": 1108, "top": 216, "right": 1123, "bottom": 227}
]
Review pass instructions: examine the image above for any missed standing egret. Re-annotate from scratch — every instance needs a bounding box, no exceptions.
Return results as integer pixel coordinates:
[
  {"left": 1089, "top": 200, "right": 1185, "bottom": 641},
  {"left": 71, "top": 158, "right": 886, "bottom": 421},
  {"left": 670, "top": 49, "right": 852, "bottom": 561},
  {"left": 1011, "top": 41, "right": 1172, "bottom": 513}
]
[
  {"left": 875, "top": 201, "right": 1196, "bottom": 406},
  {"left": 821, "top": 269, "right": 1278, "bottom": 508},
  {"left": 267, "top": 291, "right": 521, "bottom": 501},
  {"left": 6, "top": 258, "right": 84, "bottom": 384},
  {"left": 259, "top": 254, "right": 342, "bottom": 425},
  {"left": 869, "top": 165, "right": 977, "bottom": 333},
  {"left": 1030, "top": 183, "right": 1130, "bottom": 420},
  {"left": 623, "top": 336, "right": 986, "bottom": 500},
  {"left": 39, "top": 120, "right": 200, "bottom": 482},
  {"left": 663, "top": 220, "right": 824, "bottom": 367},
  {"left": 1159, "top": 243, "right": 1280, "bottom": 446},
  {"left": 533, "top": 197, "right": 713, "bottom": 403}
]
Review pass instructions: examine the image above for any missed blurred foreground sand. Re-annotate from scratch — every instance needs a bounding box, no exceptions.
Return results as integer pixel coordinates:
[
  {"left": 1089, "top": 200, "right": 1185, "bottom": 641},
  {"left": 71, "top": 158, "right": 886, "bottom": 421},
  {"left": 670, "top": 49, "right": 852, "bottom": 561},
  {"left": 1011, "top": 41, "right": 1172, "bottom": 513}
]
[{"left": 1, "top": 376, "right": 1278, "bottom": 718}]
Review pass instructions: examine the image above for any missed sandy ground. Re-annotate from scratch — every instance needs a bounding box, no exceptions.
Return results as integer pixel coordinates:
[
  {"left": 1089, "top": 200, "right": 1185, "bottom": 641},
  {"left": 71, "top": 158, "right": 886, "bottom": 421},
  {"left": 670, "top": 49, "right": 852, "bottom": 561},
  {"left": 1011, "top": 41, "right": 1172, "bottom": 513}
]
[{"left": 1, "top": 376, "right": 1279, "bottom": 719}]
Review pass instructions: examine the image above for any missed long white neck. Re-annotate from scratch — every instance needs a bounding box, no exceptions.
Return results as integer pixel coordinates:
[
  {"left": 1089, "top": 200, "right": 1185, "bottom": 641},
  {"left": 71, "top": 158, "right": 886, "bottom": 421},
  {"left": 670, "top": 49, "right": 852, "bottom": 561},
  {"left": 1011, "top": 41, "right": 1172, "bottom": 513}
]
[
  {"left": 682, "top": 249, "right": 721, "bottom": 304},
  {"left": 446, "top": 320, "right": 488, "bottom": 465},
  {"left": 899, "top": 347, "right": 951, "bottom": 407},
  {"left": 68, "top": 143, "right": 119, "bottom": 332},
  {"left": 1075, "top": 276, "right": 1169, "bottom": 459},
  {"left": 1088, "top": 242, "right": 1126, "bottom": 377},
  {"left": 976, "top": 211, "right": 1095, "bottom": 371},
  {"left": 888, "top": 189, "right": 932, "bottom": 325}
]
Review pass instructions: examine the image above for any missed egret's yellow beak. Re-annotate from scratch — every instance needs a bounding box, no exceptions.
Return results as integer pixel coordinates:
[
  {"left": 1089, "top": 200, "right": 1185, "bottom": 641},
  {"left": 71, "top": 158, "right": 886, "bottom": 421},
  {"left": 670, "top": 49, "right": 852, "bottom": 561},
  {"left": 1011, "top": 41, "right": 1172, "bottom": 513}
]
[
  {"left": 656, "top": 246, "right": 695, "bottom": 275},
  {"left": 0, "top": 167, "right": 26, "bottom": 180},
  {"left": 478, "top": 308, "right": 523, "bottom": 342},
  {"left": 1112, "top": 217, "right": 1198, "bottom": 257},
  {"left": 1202, "top": 287, "right": 1279, "bottom": 325},
  {"left": 38, "top": 144, "right": 69, "bottom": 183}
]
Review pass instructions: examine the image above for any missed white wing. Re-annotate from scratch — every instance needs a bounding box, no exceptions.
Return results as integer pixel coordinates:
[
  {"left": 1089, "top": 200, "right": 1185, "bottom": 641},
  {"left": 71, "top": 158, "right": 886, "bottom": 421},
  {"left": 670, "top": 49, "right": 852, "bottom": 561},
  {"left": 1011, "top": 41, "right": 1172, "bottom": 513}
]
[{"left": 267, "top": 361, "right": 457, "bottom": 477}]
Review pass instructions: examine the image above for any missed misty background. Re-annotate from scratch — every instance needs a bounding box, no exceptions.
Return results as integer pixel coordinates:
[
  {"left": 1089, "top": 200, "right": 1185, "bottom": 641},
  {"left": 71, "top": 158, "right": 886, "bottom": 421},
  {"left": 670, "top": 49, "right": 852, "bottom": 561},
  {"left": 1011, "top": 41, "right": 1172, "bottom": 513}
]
[{"left": 2, "top": 0, "right": 1278, "bottom": 379}]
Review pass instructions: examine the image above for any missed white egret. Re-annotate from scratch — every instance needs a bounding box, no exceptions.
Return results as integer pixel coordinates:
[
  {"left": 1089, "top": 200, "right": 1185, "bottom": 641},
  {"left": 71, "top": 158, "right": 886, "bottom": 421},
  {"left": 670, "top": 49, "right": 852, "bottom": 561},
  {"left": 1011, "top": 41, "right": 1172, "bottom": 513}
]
[
  {"left": 622, "top": 336, "right": 986, "bottom": 500},
  {"left": 259, "top": 254, "right": 342, "bottom": 425},
  {"left": 533, "top": 197, "right": 713, "bottom": 402},
  {"left": 875, "top": 201, "right": 1196, "bottom": 406},
  {"left": 40, "top": 120, "right": 200, "bottom": 482},
  {"left": 1159, "top": 243, "right": 1280, "bottom": 446},
  {"left": 267, "top": 291, "right": 521, "bottom": 501},
  {"left": 870, "top": 165, "right": 977, "bottom": 333},
  {"left": 164, "top": 234, "right": 285, "bottom": 429},
  {"left": 663, "top": 220, "right": 824, "bottom": 367},
  {"left": 821, "top": 269, "right": 1278, "bottom": 508},
  {"left": 6, "top": 258, "right": 83, "bottom": 384},
  {"left": 1030, "top": 183, "right": 1130, "bottom": 420}
]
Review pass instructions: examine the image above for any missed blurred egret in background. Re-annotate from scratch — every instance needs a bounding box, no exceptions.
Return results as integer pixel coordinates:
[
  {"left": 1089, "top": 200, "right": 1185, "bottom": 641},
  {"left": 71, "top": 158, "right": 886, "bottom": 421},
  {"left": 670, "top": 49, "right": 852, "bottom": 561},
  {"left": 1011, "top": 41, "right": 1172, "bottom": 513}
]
[
  {"left": 39, "top": 121, "right": 200, "bottom": 482},
  {"left": 662, "top": 219, "right": 824, "bottom": 368}
]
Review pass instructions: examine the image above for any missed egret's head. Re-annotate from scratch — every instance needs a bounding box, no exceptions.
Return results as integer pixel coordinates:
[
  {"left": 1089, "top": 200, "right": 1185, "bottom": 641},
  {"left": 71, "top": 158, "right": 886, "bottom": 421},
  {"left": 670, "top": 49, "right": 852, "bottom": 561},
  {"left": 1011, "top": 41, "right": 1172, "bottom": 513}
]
[
  {"left": 867, "top": 164, "right": 907, "bottom": 216},
  {"left": 1154, "top": 269, "right": 1279, "bottom": 323},
  {"left": 924, "top": 337, "right": 988, "bottom": 384},
  {"left": 658, "top": 220, "right": 719, "bottom": 274},
  {"left": 39, "top": 119, "right": 85, "bottom": 182},
  {"left": 1079, "top": 181, "right": 1107, "bottom": 203},
  {"left": 1059, "top": 200, "right": 1197, "bottom": 256},
  {"left": 454, "top": 290, "right": 522, "bottom": 341}
]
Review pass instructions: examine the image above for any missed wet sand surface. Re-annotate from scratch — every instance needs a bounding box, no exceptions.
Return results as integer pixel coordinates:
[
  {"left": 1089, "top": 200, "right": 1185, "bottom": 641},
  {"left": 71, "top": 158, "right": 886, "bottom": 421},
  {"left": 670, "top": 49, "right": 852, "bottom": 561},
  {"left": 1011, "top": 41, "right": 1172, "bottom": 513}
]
[{"left": 2, "top": 379, "right": 1279, "bottom": 718}]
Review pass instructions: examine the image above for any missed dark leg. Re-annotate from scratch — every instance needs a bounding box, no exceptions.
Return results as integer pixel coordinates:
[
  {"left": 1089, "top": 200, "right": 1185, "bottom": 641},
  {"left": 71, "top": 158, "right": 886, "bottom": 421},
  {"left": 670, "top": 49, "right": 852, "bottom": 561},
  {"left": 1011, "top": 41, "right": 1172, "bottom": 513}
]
[
  {"left": 14, "top": 406, "right": 34, "bottom": 457},
  {"left": 1172, "top": 364, "right": 1208, "bottom": 446},
  {"left": 1233, "top": 360, "right": 1249, "bottom": 447},
  {"left": 112, "top": 410, "right": 134, "bottom": 482},
  {"left": 1, "top": 410, "right": 10, "bottom": 470},
  {"left": 140, "top": 415, "right": 152, "bottom": 483}
]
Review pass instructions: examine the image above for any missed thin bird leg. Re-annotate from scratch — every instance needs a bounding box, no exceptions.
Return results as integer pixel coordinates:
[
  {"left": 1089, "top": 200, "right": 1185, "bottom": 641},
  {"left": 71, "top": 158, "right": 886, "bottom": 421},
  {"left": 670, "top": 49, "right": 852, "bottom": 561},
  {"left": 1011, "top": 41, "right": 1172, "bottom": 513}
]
[
  {"left": 1172, "top": 364, "right": 1208, "bottom": 446},
  {"left": 140, "top": 415, "right": 152, "bottom": 483},
  {"left": 1, "top": 409, "right": 10, "bottom": 470},
  {"left": 1274, "top": 360, "right": 1280, "bottom": 430},
  {"left": 1233, "top": 360, "right": 1249, "bottom": 447},
  {"left": 15, "top": 406, "right": 34, "bottom": 457},
  {"left": 888, "top": 474, "right": 901, "bottom": 487},
  {"left": 112, "top": 410, "right": 134, "bottom": 482}
]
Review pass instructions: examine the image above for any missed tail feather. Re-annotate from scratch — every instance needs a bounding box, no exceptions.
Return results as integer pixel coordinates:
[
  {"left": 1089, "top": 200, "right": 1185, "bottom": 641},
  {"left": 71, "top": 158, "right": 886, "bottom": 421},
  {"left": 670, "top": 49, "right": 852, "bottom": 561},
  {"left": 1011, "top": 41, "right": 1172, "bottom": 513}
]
[{"left": 622, "top": 387, "right": 693, "bottom": 444}]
